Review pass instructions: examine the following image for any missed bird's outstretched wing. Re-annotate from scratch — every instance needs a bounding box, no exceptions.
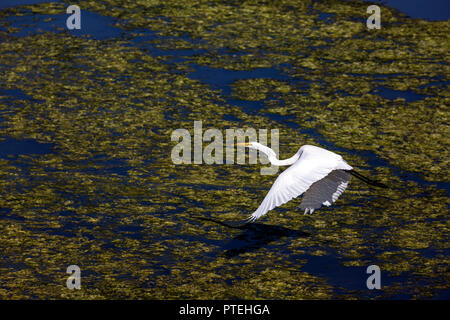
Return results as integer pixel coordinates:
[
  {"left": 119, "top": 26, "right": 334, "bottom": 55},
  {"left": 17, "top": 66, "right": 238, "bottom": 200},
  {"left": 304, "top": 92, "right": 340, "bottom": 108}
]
[
  {"left": 299, "top": 169, "right": 351, "bottom": 214},
  {"left": 246, "top": 147, "right": 352, "bottom": 223}
]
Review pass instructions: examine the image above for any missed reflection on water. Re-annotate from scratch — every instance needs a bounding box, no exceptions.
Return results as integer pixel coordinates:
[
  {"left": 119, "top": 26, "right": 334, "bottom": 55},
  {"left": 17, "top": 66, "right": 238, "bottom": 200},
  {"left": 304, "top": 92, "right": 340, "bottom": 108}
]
[{"left": 0, "top": 137, "right": 54, "bottom": 157}]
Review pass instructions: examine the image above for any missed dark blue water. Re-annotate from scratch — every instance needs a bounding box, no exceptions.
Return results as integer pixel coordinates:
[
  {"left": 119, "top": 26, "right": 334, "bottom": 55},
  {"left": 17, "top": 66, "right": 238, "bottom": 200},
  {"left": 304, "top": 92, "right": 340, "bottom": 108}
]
[
  {"left": 188, "top": 64, "right": 291, "bottom": 96},
  {"left": 0, "top": 137, "right": 54, "bottom": 158},
  {"left": 0, "top": 88, "right": 38, "bottom": 101},
  {"left": 372, "top": 86, "right": 430, "bottom": 102},
  {"left": 299, "top": 251, "right": 411, "bottom": 299},
  {"left": 128, "top": 29, "right": 208, "bottom": 59}
]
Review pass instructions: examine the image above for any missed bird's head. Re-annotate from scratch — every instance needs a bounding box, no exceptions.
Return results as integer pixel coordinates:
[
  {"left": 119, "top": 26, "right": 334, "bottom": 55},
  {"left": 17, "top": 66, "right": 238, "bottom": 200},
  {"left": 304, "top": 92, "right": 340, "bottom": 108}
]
[{"left": 236, "top": 142, "right": 276, "bottom": 159}]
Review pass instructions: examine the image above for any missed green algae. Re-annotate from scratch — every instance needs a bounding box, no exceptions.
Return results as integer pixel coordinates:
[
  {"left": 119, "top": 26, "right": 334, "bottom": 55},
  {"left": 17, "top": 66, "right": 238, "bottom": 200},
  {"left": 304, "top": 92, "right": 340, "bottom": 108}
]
[{"left": 0, "top": 0, "right": 448, "bottom": 299}]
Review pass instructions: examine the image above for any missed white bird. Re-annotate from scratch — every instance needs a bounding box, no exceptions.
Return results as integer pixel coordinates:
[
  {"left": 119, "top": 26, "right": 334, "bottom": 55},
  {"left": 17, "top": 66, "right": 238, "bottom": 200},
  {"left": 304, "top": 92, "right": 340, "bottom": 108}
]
[{"left": 238, "top": 142, "right": 386, "bottom": 223}]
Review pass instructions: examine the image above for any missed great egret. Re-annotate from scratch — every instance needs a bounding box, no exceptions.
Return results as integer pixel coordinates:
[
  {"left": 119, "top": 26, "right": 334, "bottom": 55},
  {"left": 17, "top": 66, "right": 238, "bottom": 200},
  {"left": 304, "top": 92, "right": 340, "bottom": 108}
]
[{"left": 238, "top": 142, "right": 386, "bottom": 223}]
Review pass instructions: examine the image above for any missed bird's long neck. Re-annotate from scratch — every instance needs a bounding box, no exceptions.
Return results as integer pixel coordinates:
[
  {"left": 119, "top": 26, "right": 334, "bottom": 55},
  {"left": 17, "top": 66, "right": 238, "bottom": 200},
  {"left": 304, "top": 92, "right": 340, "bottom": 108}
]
[{"left": 257, "top": 145, "right": 301, "bottom": 166}]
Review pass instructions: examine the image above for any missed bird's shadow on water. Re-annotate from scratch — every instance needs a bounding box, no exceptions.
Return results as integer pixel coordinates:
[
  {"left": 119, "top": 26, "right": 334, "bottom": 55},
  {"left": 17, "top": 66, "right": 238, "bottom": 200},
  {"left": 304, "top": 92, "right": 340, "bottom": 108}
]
[{"left": 193, "top": 216, "right": 310, "bottom": 257}]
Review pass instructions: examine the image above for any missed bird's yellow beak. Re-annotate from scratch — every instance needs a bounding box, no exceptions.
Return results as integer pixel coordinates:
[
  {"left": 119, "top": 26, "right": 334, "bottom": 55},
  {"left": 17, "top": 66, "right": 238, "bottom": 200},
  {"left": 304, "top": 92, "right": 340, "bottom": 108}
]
[{"left": 236, "top": 142, "right": 250, "bottom": 147}]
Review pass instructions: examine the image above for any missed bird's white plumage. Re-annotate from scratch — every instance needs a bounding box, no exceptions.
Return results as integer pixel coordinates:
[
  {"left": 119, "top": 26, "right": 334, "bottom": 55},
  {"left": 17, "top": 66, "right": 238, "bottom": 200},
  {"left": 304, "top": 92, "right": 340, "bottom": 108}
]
[{"left": 247, "top": 145, "right": 352, "bottom": 222}]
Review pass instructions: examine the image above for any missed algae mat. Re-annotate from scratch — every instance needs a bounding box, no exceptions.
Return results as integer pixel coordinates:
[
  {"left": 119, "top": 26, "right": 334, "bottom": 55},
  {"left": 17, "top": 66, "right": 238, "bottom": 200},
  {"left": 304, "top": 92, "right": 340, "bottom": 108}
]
[{"left": 0, "top": 0, "right": 448, "bottom": 299}]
